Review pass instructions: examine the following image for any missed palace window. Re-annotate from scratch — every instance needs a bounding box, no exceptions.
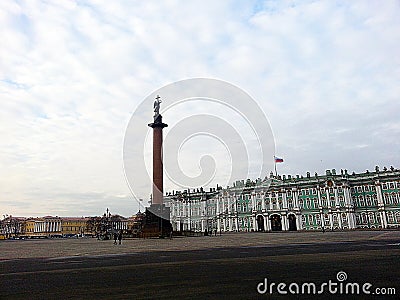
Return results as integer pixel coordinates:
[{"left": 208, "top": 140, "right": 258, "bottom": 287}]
[
  {"left": 305, "top": 189, "right": 309, "bottom": 196},
  {"left": 333, "top": 214, "right": 338, "bottom": 224},
  {"left": 351, "top": 187, "right": 355, "bottom": 193},
  {"left": 383, "top": 183, "right": 388, "bottom": 190},
  {"left": 322, "top": 197, "right": 327, "bottom": 207},
  {"left": 301, "top": 215, "right": 307, "bottom": 226},
  {"left": 312, "top": 188, "right": 317, "bottom": 195},
  {"left": 361, "top": 213, "right": 367, "bottom": 224},
  {"left": 272, "top": 201, "right": 277, "bottom": 210},
  {"left": 387, "top": 211, "right": 394, "bottom": 223},
  {"left": 313, "top": 199, "right": 318, "bottom": 208},
  {"left": 395, "top": 212, "right": 400, "bottom": 223},
  {"left": 384, "top": 193, "right": 390, "bottom": 205},
  {"left": 357, "top": 186, "right": 362, "bottom": 193},
  {"left": 359, "top": 196, "right": 365, "bottom": 207},
  {"left": 329, "top": 188, "right": 333, "bottom": 194},
  {"left": 373, "top": 194, "right": 378, "bottom": 206},
  {"left": 315, "top": 214, "right": 321, "bottom": 225},
  {"left": 339, "top": 196, "right": 345, "bottom": 207},
  {"left": 330, "top": 197, "right": 336, "bottom": 207},
  {"left": 299, "top": 199, "right": 304, "bottom": 208},
  {"left": 366, "top": 196, "right": 372, "bottom": 207},
  {"left": 368, "top": 213, "right": 375, "bottom": 224},
  {"left": 389, "top": 182, "right": 395, "bottom": 189},
  {"left": 342, "top": 213, "right": 348, "bottom": 223},
  {"left": 288, "top": 200, "right": 294, "bottom": 209},
  {"left": 287, "top": 191, "right": 292, "bottom": 197},
  {"left": 338, "top": 187, "right": 343, "bottom": 193},
  {"left": 391, "top": 193, "right": 397, "bottom": 204}
]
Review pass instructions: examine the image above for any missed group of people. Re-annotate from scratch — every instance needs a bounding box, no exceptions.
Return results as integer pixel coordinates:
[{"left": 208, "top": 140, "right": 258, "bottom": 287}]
[{"left": 113, "top": 230, "right": 123, "bottom": 245}]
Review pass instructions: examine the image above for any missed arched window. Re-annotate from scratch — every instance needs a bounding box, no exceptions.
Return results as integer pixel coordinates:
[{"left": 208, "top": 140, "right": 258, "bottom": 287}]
[
  {"left": 330, "top": 197, "right": 336, "bottom": 207},
  {"left": 373, "top": 194, "right": 378, "bottom": 206},
  {"left": 366, "top": 195, "right": 372, "bottom": 207},
  {"left": 387, "top": 211, "right": 394, "bottom": 223},
  {"left": 359, "top": 196, "right": 365, "bottom": 207}
]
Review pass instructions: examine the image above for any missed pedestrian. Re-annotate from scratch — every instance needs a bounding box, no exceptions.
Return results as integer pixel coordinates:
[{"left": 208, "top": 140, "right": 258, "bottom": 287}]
[
  {"left": 118, "top": 230, "right": 123, "bottom": 245},
  {"left": 113, "top": 232, "right": 118, "bottom": 245}
]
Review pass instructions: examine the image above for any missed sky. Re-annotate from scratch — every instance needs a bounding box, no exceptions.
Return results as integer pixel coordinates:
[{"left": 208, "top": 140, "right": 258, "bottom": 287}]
[{"left": 0, "top": 0, "right": 399, "bottom": 218}]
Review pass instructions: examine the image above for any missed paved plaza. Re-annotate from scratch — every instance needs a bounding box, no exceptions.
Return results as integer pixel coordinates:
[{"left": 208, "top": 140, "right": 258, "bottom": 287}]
[
  {"left": 1, "top": 230, "right": 400, "bottom": 299},
  {"left": 2, "top": 230, "right": 399, "bottom": 260}
]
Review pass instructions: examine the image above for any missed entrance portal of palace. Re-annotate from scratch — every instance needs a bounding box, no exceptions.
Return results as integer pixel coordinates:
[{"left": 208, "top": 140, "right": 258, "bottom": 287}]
[
  {"left": 288, "top": 214, "right": 297, "bottom": 231},
  {"left": 256, "top": 215, "right": 264, "bottom": 231},
  {"left": 270, "top": 214, "right": 282, "bottom": 231}
]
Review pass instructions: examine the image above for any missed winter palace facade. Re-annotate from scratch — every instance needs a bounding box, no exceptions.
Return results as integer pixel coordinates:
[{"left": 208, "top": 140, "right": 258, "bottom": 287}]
[{"left": 164, "top": 166, "right": 400, "bottom": 232}]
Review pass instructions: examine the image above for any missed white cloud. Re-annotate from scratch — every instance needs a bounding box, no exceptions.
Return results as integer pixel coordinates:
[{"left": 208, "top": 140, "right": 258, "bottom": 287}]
[{"left": 0, "top": 0, "right": 399, "bottom": 217}]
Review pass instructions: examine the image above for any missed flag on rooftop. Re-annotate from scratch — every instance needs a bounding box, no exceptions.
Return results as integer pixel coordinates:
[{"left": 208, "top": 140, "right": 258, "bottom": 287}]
[{"left": 274, "top": 156, "right": 284, "bottom": 163}]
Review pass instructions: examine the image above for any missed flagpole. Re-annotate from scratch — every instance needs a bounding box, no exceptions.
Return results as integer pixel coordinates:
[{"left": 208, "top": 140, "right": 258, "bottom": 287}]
[{"left": 274, "top": 161, "right": 277, "bottom": 177}]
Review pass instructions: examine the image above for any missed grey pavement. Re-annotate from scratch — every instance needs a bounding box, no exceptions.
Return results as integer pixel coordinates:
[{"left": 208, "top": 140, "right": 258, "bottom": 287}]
[{"left": 1, "top": 230, "right": 399, "bottom": 260}]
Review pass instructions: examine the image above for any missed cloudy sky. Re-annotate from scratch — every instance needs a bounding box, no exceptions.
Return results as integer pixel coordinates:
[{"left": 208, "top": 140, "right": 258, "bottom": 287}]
[{"left": 1, "top": 0, "right": 399, "bottom": 217}]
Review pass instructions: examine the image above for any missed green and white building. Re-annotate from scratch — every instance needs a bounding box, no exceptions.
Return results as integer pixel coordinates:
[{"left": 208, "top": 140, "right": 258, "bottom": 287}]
[{"left": 164, "top": 166, "right": 400, "bottom": 232}]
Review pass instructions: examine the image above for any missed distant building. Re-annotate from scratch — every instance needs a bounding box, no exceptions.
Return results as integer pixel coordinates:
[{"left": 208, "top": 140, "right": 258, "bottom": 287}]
[
  {"left": 0, "top": 216, "right": 26, "bottom": 238},
  {"left": 165, "top": 166, "right": 400, "bottom": 232}
]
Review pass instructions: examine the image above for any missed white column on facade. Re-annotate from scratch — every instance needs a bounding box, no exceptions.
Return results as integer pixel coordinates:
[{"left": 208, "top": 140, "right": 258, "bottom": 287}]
[
  {"left": 375, "top": 184, "right": 384, "bottom": 205},
  {"left": 293, "top": 189, "right": 299, "bottom": 208},
  {"left": 326, "top": 190, "right": 330, "bottom": 208},
  {"left": 344, "top": 186, "right": 352, "bottom": 206},
  {"left": 296, "top": 214, "right": 302, "bottom": 230},
  {"left": 253, "top": 216, "right": 257, "bottom": 231},
  {"left": 235, "top": 217, "right": 239, "bottom": 232},
  {"left": 281, "top": 215, "right": 286, "bottom": 231},
  {"left": 317, "top": 189, "right": 322, "bottom": 207},
  {"left": 261, "top": 193, "right": 266, "bottom": 211},
  {"left": 380, "top": 211, "right": 388, "bottom": 228},
  {"left": 375, "top": 184, "right": 388, "bottom": 228},
  {"left": 334, "top": 187, "right": 340, "bottom": 207},
  {"left": 282, "top": 192, "right": 288, "bottom": 209},
  {"left": 346, "top": 213, "right": 353, "bottom": 229},
  {"left": 251, "top": 193, "right": 256, "bottom": 212},
  {"left": 329, "top": 213, "right": 333, "bottom": 229},
  {"left": 269, "top": 194, "right": 273, "bottom": 211},
  {"left": 337, "top": 213, "right": 343, "bottom": 229},
  {"left": 263, "top": 215, "right": 268, "bottom": 232}
]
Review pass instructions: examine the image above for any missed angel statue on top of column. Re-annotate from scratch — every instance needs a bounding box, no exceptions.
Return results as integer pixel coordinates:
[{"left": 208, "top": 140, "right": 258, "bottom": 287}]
[{"left": 154, "top": 95, "right": 162, "bottom": 117}]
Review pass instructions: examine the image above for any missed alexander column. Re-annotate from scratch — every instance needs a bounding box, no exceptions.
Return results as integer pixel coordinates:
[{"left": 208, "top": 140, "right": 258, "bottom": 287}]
[
  {"left": 144, "top": 96, "right": 172, "bottom": 237},
  {"left": 148, "top": 95, "right": 168, "bottom": 206}
]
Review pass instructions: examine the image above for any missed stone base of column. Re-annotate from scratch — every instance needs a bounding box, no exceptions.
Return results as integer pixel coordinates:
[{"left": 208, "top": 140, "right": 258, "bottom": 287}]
[{"left": 141, "top": 204, "right": 173, "bottom": 238}]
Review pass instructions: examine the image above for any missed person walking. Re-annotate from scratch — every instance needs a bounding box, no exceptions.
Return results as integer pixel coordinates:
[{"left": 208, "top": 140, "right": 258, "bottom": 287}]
[
  {"left": 113, "top": 232, "right": 118, "bottom": 245},
  {"left": 118, "top": 230, "right": 123, "bottom": 245}
]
